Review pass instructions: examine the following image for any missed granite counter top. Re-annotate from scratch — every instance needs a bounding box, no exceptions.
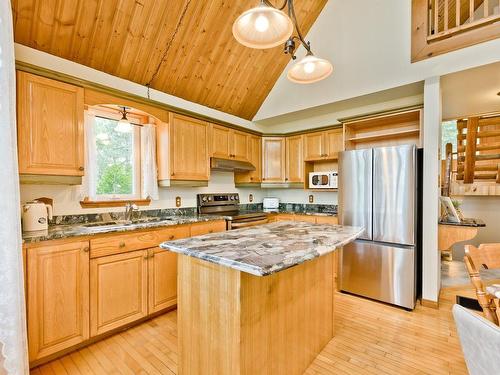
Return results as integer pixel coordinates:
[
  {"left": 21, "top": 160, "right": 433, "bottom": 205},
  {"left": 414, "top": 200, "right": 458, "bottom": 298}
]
[
  {"left": 160, "top": 221, "right": 362, "bottom": 276},
  {"left": 438, "top": 218, "right": 486, "bottom": 227},
  {"left": 265, "top": 209, "right": 337, "bottom": 217},
  {"left": 22, "top": 214, "right": 228, "bottom": 243}
]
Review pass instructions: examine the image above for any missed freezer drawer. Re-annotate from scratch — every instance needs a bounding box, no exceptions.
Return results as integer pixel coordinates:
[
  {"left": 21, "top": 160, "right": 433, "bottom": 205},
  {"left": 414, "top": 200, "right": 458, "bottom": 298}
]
[{"left": 340, "top": 240, "right": 416, "bottom": 309}]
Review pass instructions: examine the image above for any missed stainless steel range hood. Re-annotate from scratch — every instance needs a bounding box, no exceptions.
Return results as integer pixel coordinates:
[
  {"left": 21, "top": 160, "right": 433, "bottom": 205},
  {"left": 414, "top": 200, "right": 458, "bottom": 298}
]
[{"left": 210, "top": 157, "right": 255, "bottom": 172}]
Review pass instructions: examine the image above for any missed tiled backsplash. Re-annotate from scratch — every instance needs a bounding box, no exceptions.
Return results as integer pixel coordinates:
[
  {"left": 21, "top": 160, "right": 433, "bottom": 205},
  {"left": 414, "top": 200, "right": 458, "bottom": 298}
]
[{"left": 50, "top": 203, "right": 338, "bottom": 225}]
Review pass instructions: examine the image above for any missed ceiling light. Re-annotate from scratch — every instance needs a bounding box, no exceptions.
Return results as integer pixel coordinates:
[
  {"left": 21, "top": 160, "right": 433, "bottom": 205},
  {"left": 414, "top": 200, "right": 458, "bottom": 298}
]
[
  {"left": 287, "top": 53, "right": 333, "bottom": 84},
  {"left": 115, "top": 106, "right": 132, "bottom": 133},
  {"left": 232, "top": 0, "right": 333, "bottom": 84},
  {"left": 232, "top": 1, "right": 293, "bottom": 49}
]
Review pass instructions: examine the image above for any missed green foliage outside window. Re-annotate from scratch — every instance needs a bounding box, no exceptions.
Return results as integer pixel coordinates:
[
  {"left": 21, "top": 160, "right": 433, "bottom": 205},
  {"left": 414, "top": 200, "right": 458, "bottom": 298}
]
[
  {"left": 94, "top": 117, "right": 135, "bottom": 195},
  {"left": 441, "top": 120, "right": 457, "bottom": 160}
]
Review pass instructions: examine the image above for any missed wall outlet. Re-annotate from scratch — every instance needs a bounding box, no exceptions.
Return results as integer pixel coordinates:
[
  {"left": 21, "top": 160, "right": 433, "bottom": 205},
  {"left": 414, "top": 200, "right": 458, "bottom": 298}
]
[
  {"left": 175, "top": 196, "right": 181, "bottom": 207},
  {"left": 308, "top": 195, "right": 314, "bottom": 203},
  {"left": 249, "top": 194, "right": 253, "bottom": 202}
]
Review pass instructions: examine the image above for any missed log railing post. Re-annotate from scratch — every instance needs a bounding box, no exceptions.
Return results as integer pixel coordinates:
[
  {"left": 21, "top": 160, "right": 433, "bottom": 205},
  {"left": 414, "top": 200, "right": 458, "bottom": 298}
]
[{"left": 464, "top": 117, "right": 479, "bottom": 183}]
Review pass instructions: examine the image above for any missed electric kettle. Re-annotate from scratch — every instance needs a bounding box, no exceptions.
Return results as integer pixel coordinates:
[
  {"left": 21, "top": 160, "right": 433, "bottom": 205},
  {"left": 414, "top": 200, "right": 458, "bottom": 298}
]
[{"left": 22, "top": 201, "right": 53, "bottom": 232}]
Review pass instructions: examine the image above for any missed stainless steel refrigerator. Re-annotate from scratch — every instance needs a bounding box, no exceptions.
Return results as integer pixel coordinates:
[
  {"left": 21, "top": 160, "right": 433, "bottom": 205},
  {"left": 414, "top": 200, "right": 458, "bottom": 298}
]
[{"left": 339, "top": 145, "right": 419, "bottom": 310}]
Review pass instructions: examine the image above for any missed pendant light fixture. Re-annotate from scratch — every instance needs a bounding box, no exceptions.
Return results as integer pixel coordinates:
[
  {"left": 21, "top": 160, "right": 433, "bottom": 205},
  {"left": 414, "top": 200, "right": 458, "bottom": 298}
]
[
  {"left": 232, "top": 0, "right": 332, "bottom": 84},
  {"left": 115, "top": 106, "right": 132, "bottom": 133}
]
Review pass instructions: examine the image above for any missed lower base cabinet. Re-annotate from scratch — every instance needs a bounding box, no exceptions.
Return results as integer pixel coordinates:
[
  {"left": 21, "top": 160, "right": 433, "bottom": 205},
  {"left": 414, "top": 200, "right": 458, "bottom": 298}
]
[
  {"left": 90, "top": 250, "right": 149, "bottom": 336},
  {"left": 27, "top": 241, "right": 90, "bottom": 362},
  {"left": 148, "top": 247, "right": 177, "bottom": 313}
]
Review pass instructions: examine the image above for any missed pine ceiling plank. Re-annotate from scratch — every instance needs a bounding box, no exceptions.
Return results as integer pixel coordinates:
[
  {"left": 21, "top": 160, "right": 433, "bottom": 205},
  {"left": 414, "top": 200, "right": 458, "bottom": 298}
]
[{"left": 12, "top": 0, "right": 327, "bottom": 120}]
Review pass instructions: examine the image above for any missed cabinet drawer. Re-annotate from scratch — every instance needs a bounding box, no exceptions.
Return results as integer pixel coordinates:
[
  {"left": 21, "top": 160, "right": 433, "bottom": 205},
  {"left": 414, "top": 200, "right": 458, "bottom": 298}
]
[
  {"left": 190, "top": 220, "right": 226, "bottom": 236},
  {"left": 315, "top": 216, "right": 338, "bottom": 225},
  {"left": 90, "top": 225, "right": 190, "bottom": 258},
  {"left": 294, "top": 215, "right": 317, "bottom": 223}
]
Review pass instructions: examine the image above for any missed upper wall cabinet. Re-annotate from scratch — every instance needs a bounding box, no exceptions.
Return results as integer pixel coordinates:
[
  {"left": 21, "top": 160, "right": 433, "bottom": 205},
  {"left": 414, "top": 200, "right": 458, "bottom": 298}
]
[
  {"left": 235, "top": 135, "right": 262, "bottom": 185},
  {"left": 157, "top": 113, "right": 210, "bottom": 186},
  {"left": 285, "top": 135, "right": 304, "bottom": 183},
  {"left": 210, "top": 124, "right": 249, "bottom": 162},
  {"left": 17, "top": 72, "right": 84, "bottom": 181},
  {"left": 262, "top": 136, "right": 304, "bottom": 187},
  {"left": 262, "top": 137, "right": 286, "bottom": 183},
  {"left": 304, "top": 128, "right": 343, "bottom": 161}
]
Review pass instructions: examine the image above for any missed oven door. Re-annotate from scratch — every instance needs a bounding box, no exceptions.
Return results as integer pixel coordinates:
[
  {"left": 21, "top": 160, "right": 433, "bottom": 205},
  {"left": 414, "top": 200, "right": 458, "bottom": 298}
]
[{"left": 228, "top": 217, "right": 269, "bottom": 230}]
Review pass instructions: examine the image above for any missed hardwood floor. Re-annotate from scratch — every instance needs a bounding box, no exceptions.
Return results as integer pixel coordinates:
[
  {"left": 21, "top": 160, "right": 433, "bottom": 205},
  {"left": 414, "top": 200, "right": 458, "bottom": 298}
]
[{"left": 31, "top": 288, "right": 472, "bottom": 375}]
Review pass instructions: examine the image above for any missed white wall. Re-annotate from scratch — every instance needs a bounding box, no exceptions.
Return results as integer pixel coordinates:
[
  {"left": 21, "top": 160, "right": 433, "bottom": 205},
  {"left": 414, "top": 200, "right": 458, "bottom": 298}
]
[
  {"left": 422, "top": 77, "right": 442, "bottom": 303},
  {"left": 255, "top": 0, "right": 500, "bottom": 122},
  {"left": 20, "top": 171, "right": 271, "bottom": 216},
  {"left": 452, "top": 196, "right": 500, "bottom": 259},
  {"left": 266, "top": 189, "right": 337, "bottom": 206}
]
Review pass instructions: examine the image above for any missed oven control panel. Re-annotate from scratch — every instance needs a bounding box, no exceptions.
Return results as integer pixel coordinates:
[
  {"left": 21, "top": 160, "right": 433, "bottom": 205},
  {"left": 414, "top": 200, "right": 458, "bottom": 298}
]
[{"left": 198, "top": 193, "right": 240, "bottom": 207}]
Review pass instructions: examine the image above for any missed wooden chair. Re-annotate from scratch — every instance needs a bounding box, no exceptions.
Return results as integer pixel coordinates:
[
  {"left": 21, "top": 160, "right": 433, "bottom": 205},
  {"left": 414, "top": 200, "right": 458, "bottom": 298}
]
[{"left": 464, "top": 243, "right": 500, "bottom": 325}]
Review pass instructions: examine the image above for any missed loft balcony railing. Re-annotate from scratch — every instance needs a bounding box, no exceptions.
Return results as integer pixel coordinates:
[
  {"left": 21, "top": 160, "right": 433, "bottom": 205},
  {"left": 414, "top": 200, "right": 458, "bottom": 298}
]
[
  {"left": 412, "top": 0, "right": 500, "bottom": 61},
  {"left": 428, "top": 0, "right": 500, "bottom": 41}
]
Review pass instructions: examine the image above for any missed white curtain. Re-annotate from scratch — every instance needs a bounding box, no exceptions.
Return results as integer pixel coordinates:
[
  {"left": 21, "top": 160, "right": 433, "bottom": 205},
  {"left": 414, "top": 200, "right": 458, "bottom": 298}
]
[
  {"left": 0, "top": 0, "right": 29, "bottom": 373},
  {"left": 141, "top": 124, "right": 159, "bottom": 200},
  {"left": 81, "top": 111, "right": 97, "bottom": 200}
]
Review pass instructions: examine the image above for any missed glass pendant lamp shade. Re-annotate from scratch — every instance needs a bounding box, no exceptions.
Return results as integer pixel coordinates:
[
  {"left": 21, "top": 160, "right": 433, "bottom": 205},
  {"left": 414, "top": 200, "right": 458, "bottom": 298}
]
[
  {"left": 232, "top": 3, "right": 293, "bottom": 49},
  {"left": 287, "top": 53, "right": 333, "bottom": 84},
  {"left": 115, "top": 107, "right": 132, "bottom": 133}
]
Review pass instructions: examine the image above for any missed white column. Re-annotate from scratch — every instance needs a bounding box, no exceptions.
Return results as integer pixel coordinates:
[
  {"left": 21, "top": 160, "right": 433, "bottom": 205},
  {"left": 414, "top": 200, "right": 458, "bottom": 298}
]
[
  {"left": 0, "top": 0, "right": 29, "bottom": 373},
  {"left": 422, "top": 77, "right": 442, "bottom": 304}
]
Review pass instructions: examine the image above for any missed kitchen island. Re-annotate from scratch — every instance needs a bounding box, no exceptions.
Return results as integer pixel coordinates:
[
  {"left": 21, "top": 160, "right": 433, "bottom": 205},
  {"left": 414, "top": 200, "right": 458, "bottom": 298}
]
[{"left": 161, "top": 221, "right": 362, "bottom": 375}]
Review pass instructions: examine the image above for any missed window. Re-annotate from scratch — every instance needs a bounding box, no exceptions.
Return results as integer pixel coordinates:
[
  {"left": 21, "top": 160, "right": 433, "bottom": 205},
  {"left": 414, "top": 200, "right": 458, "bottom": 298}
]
[
  {"left": 441, "top": 120, "right": 457, "bottom": 160},
  {"left": 92, "top": 116, "right": 141, "bottom": 200}
]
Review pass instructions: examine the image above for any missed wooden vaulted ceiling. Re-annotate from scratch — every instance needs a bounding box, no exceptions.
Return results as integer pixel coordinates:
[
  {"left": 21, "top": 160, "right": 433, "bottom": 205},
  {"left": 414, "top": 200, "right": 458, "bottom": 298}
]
[{"left": 11, "top": 0, "right": 327, "bottom": 120}]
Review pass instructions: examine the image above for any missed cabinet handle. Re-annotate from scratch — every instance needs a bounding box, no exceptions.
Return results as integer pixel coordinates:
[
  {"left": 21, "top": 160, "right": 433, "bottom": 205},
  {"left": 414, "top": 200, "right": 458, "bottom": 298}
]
[
  {"left": 79, "top": 166, "right": 85, "bottom": 171},
  {"left": 119, "top": 242, "right": 126, "bottom": 248},
  {"left": 285, "top": 178, "right": 288, "bottom": 181},
  {"left": 169, "top": 235, "right": 175, "bottom": 240},
  {"left": 171, "top": 173, "right": 175, "bottom": 176},
  {"left": 83, "top": 246, "right": 89, "bottom": 252},
  {"left": 209, "top": 230, "right": 214, "bottom": 233},
  {"left": 143, "top": 255, "right": 149, "bottom": 260},
  {"left": 250, "top": 177, "right": 253, "bottom": 180},
  {"left": 150, "top": 253, "right": 155, "bottom": 259}
]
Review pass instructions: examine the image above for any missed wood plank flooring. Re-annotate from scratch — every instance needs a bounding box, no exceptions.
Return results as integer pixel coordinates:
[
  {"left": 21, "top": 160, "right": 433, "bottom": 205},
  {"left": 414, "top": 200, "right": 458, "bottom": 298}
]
[{"left": 32, "top": 287, "right": 473, "bottom": 374}]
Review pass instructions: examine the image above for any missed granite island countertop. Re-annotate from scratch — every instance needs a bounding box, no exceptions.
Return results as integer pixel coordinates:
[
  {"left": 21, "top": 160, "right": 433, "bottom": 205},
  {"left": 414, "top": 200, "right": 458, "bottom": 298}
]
[
  {"left": 22, "top": 214, "right": 228, "bottom": 243},
  {"left": 160, "top": 221, "right": 362, "bottom": 276}
]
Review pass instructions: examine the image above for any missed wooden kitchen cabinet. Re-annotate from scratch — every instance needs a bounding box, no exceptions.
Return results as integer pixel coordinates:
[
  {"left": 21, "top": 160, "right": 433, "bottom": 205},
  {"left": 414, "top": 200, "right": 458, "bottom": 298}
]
[
  {"left": 90, "top": 250, "right": 148, "bottom": 336},
  {"left": 148, "top": 247, "right": 177, "bottom": 313},
  {"left": 190, "top": 220, "right": 227, "bottom": 236},
  {"left": 324, "top": 129, "right": 344, "bottom": 158},
  {"left": 235, "top": 135, "right": 262, "bottom": 184},
  {"left": 304, "top": 128, "right": 343, "bottom": 161},
  {"left": 286, "top": 135, "right": 304, "bottom": 183},
  {"left": 262, "top": 137, "right": 286, "bottom": 182},
  {"left": 27, "top": 241, "right": 90, "bottom": 361},
  {"left": 315, "top": 216, "right": 339, "bottom": 225},
  {"left": 210, "top": 124, "right": 249, "bottom": 161},
  {"left": 169, "top": 113, "right": 210, "bottom": 181},
  {"left": 17, "top": 71, "right": 84, "bottom": 177}
]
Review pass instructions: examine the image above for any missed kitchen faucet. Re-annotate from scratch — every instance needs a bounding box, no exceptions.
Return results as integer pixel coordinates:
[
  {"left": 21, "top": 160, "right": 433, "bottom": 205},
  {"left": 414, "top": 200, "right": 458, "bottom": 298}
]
[{"left": 125, "top": 203, "right": 139, "bottom": 221}]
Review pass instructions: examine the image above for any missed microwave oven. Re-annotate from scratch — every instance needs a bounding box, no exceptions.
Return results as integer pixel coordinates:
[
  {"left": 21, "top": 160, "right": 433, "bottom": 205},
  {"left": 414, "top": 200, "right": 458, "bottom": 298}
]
[{"left": 309, "top": 171, "right": 338, "bottom": 189}]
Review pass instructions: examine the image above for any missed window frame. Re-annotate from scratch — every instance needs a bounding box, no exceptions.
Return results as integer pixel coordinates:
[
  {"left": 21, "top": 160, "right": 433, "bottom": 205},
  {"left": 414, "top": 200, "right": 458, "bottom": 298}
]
[{"left": 88, "top": 108, "right": 144, "bottom": 202}]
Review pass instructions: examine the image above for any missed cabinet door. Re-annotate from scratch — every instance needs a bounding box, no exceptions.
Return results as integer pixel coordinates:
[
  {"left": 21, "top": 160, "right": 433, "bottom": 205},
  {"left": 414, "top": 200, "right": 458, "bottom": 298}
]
[
  {"left": 27, "top": 241, "right": 89, "bottom": 361},
  {"left": 304, "top": 132, "right": 324, "bottom": 161},
  {"left": 235, "top": 135, "right": 261, "bottom": 183},
  {"left": 324, "top": 129, "right": 343, "bottom": 159},
  {"left": 231, "top": 130, "right": 249, "bottom": 161},
  {"left": 90, "top": 250, "right": 148, "bottom": 336},
  {"left": 170, "top": 114, "right": 209, "bottom": 180},
  {"left": 17, "top": 71, "right": 84, "bottom": 176},
  {"left": 262, "top": 137, "right": 286, "bottom": 182},
  {"left": 148, "top": 248, "right": 177, "bottom": 314},
  {"left": 210, "top": 124, "right": 231, "bottom": 159},
  {"left": 286, "top": 135, "right": 304, "bottom": 183}
]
